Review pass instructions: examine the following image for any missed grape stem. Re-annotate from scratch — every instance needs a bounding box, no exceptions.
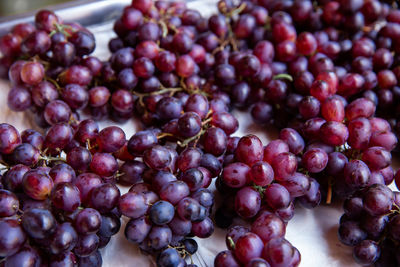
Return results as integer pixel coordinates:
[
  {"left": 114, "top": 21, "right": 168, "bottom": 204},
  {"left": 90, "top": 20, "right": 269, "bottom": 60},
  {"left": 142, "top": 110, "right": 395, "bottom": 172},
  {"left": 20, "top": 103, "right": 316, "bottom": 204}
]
[
  {"left": 40, "top": 155, "right": 66, "bottom": 163},
  {"left": 326, "top": 178, "right": 333, "bottom": 205},
  {"left": 45, "top": 76, "right": 61, "bottom": 89},
  {"left": 202, "top": 117, "right": 212, "bottom": 126},
  {"left": 132, "top": 86, "right": 183, "bottom": 107},
  {"left": 115, "top": 171, "right": 125, "bottom": 178},
  {"left": 227, "top": 236, "right": 236, "bottom": 250},
  {"left": 177, "top": 129, "right": 206, "bottom": 147},
  {"left": 49, "top": 23, "right": 74, "bottom": 37},
  {"left": 157, "top": 132, "right": 175, "bottom": 140},
  {"left": 0, "top": 160, "right": 10, "bottom": 170},
  {"left": 228, "top": 2, "right": 247, "bottom": 17},
  {"left": 273, "top": 73, "right": 294, "bottom": 82}
]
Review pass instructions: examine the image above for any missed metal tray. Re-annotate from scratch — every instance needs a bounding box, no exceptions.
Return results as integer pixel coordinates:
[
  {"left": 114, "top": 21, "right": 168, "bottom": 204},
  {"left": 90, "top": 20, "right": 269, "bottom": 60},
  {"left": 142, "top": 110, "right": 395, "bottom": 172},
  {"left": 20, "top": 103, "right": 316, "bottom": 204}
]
[
  {"left": 0, "top": 0, "right": 130, "bottom": 36},
  {"left": 0, "top": 1, "right": 383, "bottom": 266}
]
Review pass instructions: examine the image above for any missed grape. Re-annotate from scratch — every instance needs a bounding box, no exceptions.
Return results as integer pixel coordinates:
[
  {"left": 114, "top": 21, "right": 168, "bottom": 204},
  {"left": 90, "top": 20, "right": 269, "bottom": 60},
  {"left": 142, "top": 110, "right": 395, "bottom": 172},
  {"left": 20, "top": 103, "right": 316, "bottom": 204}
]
[
  {"left": 234, "top": 232, "right": 263, "bottom": 264},
  {"left": 51, "top": 182, "right": 81, "bottom": 212},
  {"left": 22, "top": 170, "right": 54, "bottom": 200},
  {"left": 302, "top": 148, "right": 328, "bottom": 173},
  {"left": 118, "top": 192, "right": 148, "bottom": 219},
  {"left": 264, "top": 183, "right": 291, "bottom": 210},
  {"left": 143, "top": 145, "right": 172, "bottom": 170},
  {"left": 222, "top": 162, "right": 250, "bottom": 188},
  {"left": 7, "top": 86, "right": 32, "bottom": 112},
  {"left": 4, "top": 246, "right": 41, "bottom": 267},
  {"left": 146, "top": 225, "right": 172, "bottom": 250},
  {"left": 353, "top": 240, "right": 380, "bottom": 265},
  {"left": 61, "top": 84, "right": 88, "bottom": 110},
  {"left": 160, "top": 181, "right": 190, "bottom": 205},
  {"left": 66, "top": 147, "right": 92, "bottom": 172},
  {"left": 250, "top": 161, "right": 274, "bottom": 187},
  {"left": 0, "top": 219, "right": 27, "bottom": 257},
  {"left": 74, "top": 233, "right": 99, "bottom": 257},
  {"left": 348, "top": 117, "right": 372, "bottom": 150},
  {"left": 215, "top": 250, "right": 240, "bottom": 267},
  {"left": 320, "top": 121, "right": 349, "bottom": 146},
  {"left": 252, "top": 212, "right": 286, "bottom": 243},
  {"left": 181, "top": 168, "right": 204, "bottom": 192},
  {"left": 262, "top": 238, "right": 297, "bottom": 267},
  {"left": 21, "top": 208, "right": 56, "bottom": 240},
  {"left": 74, "top": 173, "right": 102, "bottom": 205},
  {"left": 0, "top": 123, "right": 21, "bottom": 154},
  {"left": 235, "top": 135, "right": 264, "bottom": 166},
  {"left": 59, "top": 65, "right": 92, "bottom": 86},
  {"left": 271, "top": 152, "right": 297, "bottom": 181},
  {"left": 89, "top": 152, "right": 118, "bottom": 177},
  {"left": 69, "top": 31, "right": 96, "bottom": 56},
  {"left": 78, "top": 250, "right": 102, "bottom": 267},
  {"left": 74, "top": 208, "right": 101, "bottom": 234},
  {"left": 338, "top": 221, "right": 367, "bottom": 246},
  {"left": 363, "top": 184, "right": 394, "bottom": 216},
  {"left": 235, "top": 187, "right": 261, "bottom": 219},
  {"left": 361, "top": 146, "right": 391, "bottom": 171},
  {"left": 263, "top": 140, "right": 289, "bottom": 164},
  {"left": 157, "top": 248, "right": 183, "bottom": 267},
  {"left": 12, "top": 143, "right": 40, "bottom": 166},
  {"left": 90, "top": 183, "right": 120, "bottom": 213},
  {"left": 125, "top": 216, "right": 152, "bottom": 244},
  {"left": 177, "top": 112, "right": 202, "bottom": 138},
  {"left": 50, "top": 222, "right": 78, "bottom": 254},
  {"left": 2, "top": 2, "right": 400, "bottom": 266},
  {"left": 49, "top": 251, "right": 76, "bottom": 267},
  {"left": 191, "top": 217, "right": 214, "bottom": 238},
  {"left": 344, "top": 160, "right": 371, "bottom": 189},
  {"left": 149, "top": 200, "right": 175, "bottom": 225}
]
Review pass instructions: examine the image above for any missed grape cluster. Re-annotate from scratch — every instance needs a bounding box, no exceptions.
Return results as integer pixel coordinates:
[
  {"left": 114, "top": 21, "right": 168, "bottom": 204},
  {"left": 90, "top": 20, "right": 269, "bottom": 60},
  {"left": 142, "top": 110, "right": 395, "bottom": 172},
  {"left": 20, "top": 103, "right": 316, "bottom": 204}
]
[
  {"left": 211, "top": 133, "right": 309, "bottom": 266},
  {"left": 338, "top": 182, "right": 400, "bottom": 266},
  {"left": 215, "top": 224, "right": 300, "bottom": 267},
  {"left": 215, "top": 133, "right": 320, "bottom": 227},
  {"left": 118, "top": 126, "right": 230, "bottom": 264},
  {"left": 0, "top": 9, "right": 104, "bottom": 128},
  {"left": 0, "top": 0, "right": 400, "bottom": 266},
  {"left": 0, "top": 120, "right": 128, "bottom": 266}
]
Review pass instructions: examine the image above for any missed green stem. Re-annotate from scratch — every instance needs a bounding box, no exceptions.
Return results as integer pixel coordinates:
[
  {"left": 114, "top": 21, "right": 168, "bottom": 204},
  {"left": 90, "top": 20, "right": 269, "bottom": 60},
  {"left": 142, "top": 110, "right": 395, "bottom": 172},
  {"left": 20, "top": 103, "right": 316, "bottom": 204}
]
[
  {"left": 227, "top": 236, "right": 236, "bottom": 250},
  {"left": 45, "top": 76, "right": 61, "bottom": 89},
  {"left": 157, "top": 132, "right": 175, "bottom": 139},
  {"left": 273, "top": 73, "right": 293, "bottom": 82},
  {"left": 177, "top": 129, "right": 206, "bottom": 147},
  {"left": 326, "top": 178, "right": 333, "bottom": 205},
  {"left": 40, "top": 156, "right": 66, "bottom": 163}
]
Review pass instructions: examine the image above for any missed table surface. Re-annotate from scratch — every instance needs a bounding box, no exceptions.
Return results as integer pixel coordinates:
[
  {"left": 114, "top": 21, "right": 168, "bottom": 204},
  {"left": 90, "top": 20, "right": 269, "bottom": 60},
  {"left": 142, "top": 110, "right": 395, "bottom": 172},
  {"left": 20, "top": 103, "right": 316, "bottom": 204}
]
[{"left": 0, "top": 1, "right": 399, "bottom": 266}]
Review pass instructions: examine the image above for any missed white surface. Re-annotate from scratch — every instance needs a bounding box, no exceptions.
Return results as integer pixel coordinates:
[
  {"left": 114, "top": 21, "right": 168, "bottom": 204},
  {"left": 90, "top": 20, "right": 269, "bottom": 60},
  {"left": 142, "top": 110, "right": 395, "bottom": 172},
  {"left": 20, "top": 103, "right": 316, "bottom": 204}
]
[{"left": 1, "top": 1, "right": 399, "bottom": 266}]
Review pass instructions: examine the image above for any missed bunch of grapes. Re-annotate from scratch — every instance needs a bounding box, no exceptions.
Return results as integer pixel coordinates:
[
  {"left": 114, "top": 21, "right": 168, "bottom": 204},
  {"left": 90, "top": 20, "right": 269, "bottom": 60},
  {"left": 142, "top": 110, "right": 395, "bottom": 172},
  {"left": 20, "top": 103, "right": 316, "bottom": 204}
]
[
  {"left": 0, "top": 0, "right": 400, "bottom": 266},
  {"left": 0, "top": 120, "right": 131, "bottom": 266},
  {"left": 338, "top": 182, "right": 400, "bottom": 266},
  {"left": 1, "top": 9, "right": 105, "bottom": 128},
  {"left": 118, "top": 125, "right": 236, "bottom": 265},
  {"left": 209, "top": 133, "right": 313, "bottom": 266},
  {"left": 104, "top": 0, "right": 245, "bottom": 129},
  {"left": 215, "top": 133, "right": 320, "bottom": 228},
  {"left": 215, "top": 223, "right": 300, "bottom": 267}
]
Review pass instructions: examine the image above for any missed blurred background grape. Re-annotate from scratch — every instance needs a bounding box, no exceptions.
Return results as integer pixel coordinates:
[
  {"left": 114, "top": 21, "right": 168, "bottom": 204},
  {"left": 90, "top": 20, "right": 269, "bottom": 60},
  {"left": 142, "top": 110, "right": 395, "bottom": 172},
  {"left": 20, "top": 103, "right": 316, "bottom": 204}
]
[{"left": 0, "top": 0, "right": 73, "bottom": 16}]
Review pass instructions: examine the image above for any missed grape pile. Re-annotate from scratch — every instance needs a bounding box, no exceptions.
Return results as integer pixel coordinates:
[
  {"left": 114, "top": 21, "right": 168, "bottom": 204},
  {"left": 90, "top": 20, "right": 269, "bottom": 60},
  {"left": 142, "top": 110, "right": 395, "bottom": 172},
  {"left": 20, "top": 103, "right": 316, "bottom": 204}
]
[
  {"left": 215, "top": 224, "right": 300, "bottom": 267},
  {"left": 121, "top": 129, "right": 221, "bottom": 261},
  {"left": 215, "top": 133, "right": 320, "bottom": 227},
  {"left": 213, "top": 134, "right": 307, "bottom": 266},
  {"left": 0, "top": 121, "right": 126, "bottom": 266},
  {"left": 0, "top": 0, "right": 400, "bottom": 266},
  {"left": 0, "top": 9, "right": 104, "bottom": 127},
  {"left": 338, "top": 182, "right": 400, "bottom": 266}
]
